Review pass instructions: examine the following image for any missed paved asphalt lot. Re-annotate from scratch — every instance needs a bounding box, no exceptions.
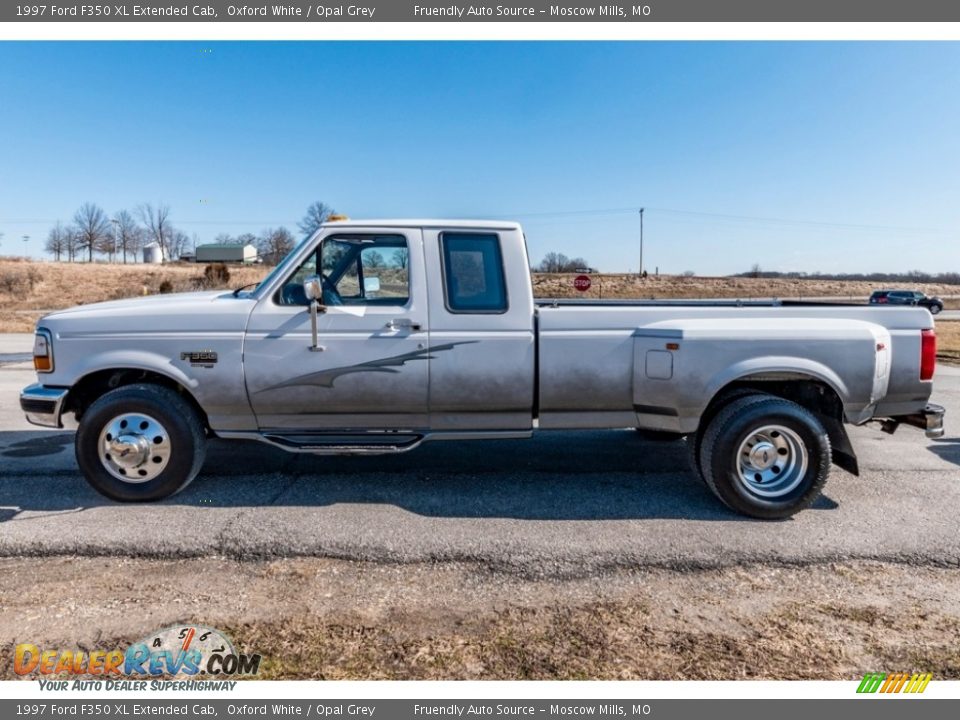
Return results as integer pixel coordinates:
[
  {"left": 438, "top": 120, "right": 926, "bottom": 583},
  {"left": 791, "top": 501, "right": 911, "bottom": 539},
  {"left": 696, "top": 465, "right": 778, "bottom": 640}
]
[{"left": 1, "top": 333, "right": 958, "bottom": 577}]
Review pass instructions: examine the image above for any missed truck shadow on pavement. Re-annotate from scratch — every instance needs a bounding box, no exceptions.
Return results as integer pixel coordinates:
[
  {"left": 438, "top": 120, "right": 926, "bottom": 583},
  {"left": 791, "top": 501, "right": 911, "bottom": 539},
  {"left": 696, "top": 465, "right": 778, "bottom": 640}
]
[
  {"left": 928, "top": 436, "right": 960, "bottom": 467},
  {"left": 0, "top": 429, "right": 838, "bottom": 521}
]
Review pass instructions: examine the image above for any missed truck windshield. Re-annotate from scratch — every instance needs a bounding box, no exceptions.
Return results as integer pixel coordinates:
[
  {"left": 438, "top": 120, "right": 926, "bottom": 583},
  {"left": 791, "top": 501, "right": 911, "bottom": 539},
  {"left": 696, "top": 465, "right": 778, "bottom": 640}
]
[{"left": 249, "top": 233, "right": 315, "bottom": 297}]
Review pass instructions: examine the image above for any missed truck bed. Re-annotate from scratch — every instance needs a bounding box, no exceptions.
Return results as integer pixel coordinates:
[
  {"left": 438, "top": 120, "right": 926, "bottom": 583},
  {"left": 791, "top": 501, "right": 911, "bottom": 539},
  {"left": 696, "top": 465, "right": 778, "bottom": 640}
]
[{"left": 534, "top": 301, "right": 934, "bottom": 431}]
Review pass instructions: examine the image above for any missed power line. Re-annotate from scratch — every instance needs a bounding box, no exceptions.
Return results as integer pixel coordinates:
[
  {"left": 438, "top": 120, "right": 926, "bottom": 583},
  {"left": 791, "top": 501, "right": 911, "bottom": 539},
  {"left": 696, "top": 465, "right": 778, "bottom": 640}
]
[{"left": 489, "top": 205, "right": 951, "bottom": 235}]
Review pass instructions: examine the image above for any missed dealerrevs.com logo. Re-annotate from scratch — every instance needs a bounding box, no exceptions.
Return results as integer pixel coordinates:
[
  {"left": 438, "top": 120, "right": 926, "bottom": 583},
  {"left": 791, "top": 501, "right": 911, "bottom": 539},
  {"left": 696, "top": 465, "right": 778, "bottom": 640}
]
[{"left": 14, "top": 625, "right": 261, "bottom": 678}]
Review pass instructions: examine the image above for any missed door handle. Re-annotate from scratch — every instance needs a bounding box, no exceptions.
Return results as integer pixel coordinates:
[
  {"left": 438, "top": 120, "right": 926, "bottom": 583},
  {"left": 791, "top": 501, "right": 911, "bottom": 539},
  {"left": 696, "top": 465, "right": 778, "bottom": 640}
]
[{"left": 386, "top": 319, "right": 422, "bottom": 331}]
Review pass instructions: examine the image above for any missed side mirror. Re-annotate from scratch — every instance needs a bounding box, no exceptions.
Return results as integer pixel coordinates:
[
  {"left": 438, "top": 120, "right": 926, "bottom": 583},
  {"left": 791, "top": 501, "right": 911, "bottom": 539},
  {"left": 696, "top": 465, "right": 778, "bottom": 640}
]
[
  {"left": 303, "top": 275, "right": 323, "bottom": 302},
  {"left": 363, "top": 276, "right": 381, "bottom": 294}
]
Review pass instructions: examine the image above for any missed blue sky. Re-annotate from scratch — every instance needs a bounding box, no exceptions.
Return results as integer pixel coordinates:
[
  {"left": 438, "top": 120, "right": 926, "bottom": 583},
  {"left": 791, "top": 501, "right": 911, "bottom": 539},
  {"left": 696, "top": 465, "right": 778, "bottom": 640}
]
[{"left": 0, "top": 41, "right": 958, "bottom": 274}]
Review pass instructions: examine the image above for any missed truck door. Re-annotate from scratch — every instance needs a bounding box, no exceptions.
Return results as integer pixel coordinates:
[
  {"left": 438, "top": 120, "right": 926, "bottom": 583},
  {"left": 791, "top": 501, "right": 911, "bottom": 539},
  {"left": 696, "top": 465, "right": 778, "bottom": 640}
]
[
  {"left": 244, "top": 229, "right": 430, "bottom": 430},
  {"left": 422, "top": 228, "right": 535, "bottom": 431}
]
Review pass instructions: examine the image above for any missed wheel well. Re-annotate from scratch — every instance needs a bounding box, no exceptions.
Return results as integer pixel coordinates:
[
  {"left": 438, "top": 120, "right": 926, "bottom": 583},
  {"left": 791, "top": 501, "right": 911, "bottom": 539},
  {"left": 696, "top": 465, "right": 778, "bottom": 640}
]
[
  {"left": 708, "top": 375, "right": 845, "bottom": 422},
  {"left": 704, "top": 374, "right": 858, "bottom": 476},
  {"left": 64, "top": 368, "right": 210, "bottom": 431}
]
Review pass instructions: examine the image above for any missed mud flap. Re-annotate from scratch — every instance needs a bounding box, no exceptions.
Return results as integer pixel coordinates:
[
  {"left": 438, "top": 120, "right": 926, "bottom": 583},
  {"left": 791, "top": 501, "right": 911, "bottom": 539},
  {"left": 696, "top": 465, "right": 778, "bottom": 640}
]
[{"left": 817, "top": 413, "right": 859, "bottom": 476}]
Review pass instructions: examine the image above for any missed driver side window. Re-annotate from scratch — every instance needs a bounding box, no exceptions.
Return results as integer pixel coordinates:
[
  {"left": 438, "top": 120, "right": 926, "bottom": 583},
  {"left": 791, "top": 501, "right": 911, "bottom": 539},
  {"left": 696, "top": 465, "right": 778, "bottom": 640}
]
[{"left": 279, "top": 235, "right": 410, "bottom": 306}]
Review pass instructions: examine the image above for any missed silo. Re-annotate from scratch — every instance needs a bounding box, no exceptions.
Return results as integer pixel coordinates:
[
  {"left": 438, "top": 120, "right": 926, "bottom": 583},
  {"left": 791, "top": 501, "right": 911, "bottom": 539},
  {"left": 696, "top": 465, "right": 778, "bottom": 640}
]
[{"left": 143, "top": 242, "right": 164, "bottom": 264}]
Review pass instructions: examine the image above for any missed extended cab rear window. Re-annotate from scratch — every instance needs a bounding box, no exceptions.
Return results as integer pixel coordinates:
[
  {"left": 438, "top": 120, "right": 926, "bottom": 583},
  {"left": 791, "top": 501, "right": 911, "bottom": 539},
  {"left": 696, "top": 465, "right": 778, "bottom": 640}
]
[{"left": 440, "top": 233, "right": 508, "bottom": 313}]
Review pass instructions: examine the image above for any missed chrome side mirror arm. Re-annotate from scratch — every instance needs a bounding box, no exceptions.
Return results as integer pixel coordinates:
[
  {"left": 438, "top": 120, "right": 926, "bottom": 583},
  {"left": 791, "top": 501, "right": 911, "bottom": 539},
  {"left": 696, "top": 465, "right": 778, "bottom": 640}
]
[{"left": 303, "top": 275, "right": 327, "bottom": 351}]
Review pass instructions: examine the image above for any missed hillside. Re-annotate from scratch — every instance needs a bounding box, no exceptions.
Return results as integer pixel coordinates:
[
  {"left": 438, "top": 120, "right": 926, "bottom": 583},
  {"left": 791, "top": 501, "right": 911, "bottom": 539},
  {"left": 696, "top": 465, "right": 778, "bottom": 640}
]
[{"left": 1, "top": 258, "right": 957, "bottom": 333}]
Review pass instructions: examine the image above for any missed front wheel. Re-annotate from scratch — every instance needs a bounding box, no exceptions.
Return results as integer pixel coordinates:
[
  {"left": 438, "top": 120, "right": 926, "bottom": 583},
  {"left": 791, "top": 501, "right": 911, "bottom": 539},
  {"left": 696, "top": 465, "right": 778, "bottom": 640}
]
[
  {"left": 699, "top": 394, "right": 830, "bottom": 519},
  {"left": 76, "top": 384, "right": 207, "bottom": 502},
  {"left": 930, "top": 303, "right": 942, "bottom": 315}
]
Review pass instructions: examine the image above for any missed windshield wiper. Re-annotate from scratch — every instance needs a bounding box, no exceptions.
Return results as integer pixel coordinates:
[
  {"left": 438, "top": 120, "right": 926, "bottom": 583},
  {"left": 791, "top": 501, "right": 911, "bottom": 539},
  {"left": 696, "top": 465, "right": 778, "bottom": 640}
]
[{"left": 232, "top": 282, "right": 260, "bottom": 297}]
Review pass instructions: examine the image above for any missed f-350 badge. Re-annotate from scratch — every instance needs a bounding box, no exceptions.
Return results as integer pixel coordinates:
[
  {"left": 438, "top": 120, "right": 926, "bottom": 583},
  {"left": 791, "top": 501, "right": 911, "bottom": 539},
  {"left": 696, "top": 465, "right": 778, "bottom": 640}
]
[{"left": 180, "top": 350, "right": 218, "bottom": 368}]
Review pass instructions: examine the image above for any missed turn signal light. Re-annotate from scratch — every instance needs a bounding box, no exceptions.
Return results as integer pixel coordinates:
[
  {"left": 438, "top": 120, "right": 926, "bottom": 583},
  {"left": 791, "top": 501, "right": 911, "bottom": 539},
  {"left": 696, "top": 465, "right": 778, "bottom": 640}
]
[
  {"left": 33, "top": 331, "right": 53, "bottom": 373},
  {"left": 920, "top": 329, "right": 936, "bottom": 381}
]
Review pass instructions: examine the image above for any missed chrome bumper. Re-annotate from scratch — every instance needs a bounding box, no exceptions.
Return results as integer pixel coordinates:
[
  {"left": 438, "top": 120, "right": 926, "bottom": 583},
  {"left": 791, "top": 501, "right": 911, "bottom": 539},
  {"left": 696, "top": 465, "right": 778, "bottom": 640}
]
[{"left": 20, "top": 384, "right": 69, "bottom": 429}]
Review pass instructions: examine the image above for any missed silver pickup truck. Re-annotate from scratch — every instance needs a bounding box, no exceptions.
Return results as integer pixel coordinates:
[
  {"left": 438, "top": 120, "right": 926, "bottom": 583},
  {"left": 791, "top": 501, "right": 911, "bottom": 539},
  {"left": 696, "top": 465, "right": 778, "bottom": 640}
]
[{"left": 20, "top": 219, "right": 944, "bottom": 518}]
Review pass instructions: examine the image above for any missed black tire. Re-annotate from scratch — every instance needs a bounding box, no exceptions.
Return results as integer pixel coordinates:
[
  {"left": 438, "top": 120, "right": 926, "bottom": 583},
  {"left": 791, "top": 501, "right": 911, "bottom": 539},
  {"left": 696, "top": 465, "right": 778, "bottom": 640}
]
[
  {"left": 698, "top": 394, "right": 830, "bottom": 519},
  {"left": 687, "top": 387, "right": 764, "bottom": 482},
  {"left": 634, "top": 428, "right": 685, "bottom": 442},
  {"left": 930, "top": 303, "right": 942, "bottom": 315},
  {"left": 75, "top": 384, "right": 206, "bottom": 502}
]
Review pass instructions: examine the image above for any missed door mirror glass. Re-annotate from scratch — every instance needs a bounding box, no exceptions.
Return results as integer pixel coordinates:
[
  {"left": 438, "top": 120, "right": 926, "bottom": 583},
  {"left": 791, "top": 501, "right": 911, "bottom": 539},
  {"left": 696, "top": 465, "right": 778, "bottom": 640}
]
[
  {"left": 363, "top": 276, "right": 381, "bottom": 294},
  {"left": 303, "top": 275, "right": 323, "bottom": 302}
]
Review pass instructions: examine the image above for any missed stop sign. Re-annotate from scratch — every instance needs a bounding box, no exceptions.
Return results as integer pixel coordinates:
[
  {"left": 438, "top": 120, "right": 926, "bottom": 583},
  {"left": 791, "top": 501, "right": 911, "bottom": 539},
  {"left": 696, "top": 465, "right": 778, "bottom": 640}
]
[{"left": 574, "top": 274, "right": 592, "bottom": 292}]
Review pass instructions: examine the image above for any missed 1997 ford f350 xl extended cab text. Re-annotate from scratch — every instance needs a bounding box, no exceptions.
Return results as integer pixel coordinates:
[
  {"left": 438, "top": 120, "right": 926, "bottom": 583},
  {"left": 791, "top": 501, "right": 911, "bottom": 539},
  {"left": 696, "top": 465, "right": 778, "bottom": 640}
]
[{"left": 20, "top": 219, "right": 945, "bottom": 518}]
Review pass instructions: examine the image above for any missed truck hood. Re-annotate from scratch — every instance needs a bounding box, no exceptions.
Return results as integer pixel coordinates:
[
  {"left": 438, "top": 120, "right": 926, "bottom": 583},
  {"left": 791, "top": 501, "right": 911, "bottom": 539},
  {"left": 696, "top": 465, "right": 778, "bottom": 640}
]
[
  {"left": 39, "top": 290, "right": 257, "bottom": 335},
  {"left": 43, "top": 290, "right": 226, "bottom": 317}
]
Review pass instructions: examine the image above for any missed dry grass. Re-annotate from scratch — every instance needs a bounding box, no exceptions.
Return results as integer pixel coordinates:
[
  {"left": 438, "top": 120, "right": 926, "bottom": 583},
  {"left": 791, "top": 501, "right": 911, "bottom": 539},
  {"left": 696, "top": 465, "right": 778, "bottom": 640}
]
[
  {"left": 237, "top": 602, "right": 852, "bottom": 680},
  {"left": 4, "top": 557, "right": 960, "bottom": 682},
  {"left": 0, "top": 260, "right": 268, "bottom": 332},
  {"left": 5, "top": 594, "right": 957, "bottom": 682},
  {"left": 936, "top": 320, "right": 960, "bottom": 364},
  {"left": 532, "top": 273, "right": 960, "bottom": 302},
  {"left": 1, "top": 259, "right": 958, "bottom": 334}
]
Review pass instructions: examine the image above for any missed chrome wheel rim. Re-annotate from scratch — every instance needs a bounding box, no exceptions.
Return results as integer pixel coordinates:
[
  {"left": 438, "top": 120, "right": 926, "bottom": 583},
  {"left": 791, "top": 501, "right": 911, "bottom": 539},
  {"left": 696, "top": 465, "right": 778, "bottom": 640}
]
[
  {"left": 735, "top": 425, "right": 808, "bottom": 498},
  {"left": 98, "top": 413, "right": 171, "bottom": 483}
]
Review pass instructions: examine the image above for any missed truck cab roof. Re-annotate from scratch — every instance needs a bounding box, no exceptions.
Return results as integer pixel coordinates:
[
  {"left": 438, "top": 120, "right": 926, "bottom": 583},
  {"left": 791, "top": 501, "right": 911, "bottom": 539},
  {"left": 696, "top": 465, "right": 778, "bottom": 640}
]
[{"left": 319, "top": 219, "right": 522, "bottom": 231}]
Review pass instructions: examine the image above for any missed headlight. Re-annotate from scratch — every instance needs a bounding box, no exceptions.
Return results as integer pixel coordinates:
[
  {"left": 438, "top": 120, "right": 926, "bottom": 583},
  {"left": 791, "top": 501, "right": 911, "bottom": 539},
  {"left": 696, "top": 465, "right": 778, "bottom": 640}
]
[{"left": 33, "top": 329, "right": 53, "bottom": 373}]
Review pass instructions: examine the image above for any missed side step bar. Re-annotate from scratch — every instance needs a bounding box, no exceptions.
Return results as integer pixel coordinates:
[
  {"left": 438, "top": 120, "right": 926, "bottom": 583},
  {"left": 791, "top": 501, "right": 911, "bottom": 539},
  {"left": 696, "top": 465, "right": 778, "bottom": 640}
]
[
  {"left": 216, "top": 429, "right": 533, "bottom": 455},
  {"left": 260, "top": 432, "right": 424, "bottom": 455}
]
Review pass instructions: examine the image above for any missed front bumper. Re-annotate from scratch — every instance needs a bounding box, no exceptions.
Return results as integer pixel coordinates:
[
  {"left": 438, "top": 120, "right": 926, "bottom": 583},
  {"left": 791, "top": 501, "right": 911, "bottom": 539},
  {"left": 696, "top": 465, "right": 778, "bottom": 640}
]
[
  {"left": 20, "top": 384, "right": 69, "bottom": 428},
  {"left": 890, "top": 403, "right": 946, "bottom": 440}
]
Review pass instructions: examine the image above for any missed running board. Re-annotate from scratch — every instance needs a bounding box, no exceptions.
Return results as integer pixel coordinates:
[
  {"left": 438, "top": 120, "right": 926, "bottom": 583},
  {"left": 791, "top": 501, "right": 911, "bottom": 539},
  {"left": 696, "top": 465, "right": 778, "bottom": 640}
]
[
  {"left": 215, "top": 429, "right": 533, "bottom": 455},
  {"left": 259, "top": 432, "right": 424, "bottom": 455}
]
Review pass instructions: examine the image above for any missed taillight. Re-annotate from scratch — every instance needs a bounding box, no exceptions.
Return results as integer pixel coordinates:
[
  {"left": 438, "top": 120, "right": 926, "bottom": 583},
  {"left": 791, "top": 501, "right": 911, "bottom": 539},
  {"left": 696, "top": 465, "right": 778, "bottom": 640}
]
[
  {"left": 920, "top": 329, "right": 936, "bottom": 381},
  {"left": 877, "top": 297, "right": 888, "bottom": 303}
]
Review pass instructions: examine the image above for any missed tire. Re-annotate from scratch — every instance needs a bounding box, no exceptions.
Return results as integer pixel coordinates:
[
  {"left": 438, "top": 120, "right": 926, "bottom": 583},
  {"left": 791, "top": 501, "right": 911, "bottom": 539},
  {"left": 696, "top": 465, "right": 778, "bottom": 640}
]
[
  {"left": 698, "top": 394, "right": 830, "bottom": 519},
  {"left": 930, "top": 303, "right": 942, "bottom": 315},
  {"left": 75, "top": 384, "right": 207, "bottom": 502},
  {"left": 634, "top": 428, "right": 685, "bottom": 442},
  {"left": 687, "top": 388, "right": 764, "bottom": 482}
]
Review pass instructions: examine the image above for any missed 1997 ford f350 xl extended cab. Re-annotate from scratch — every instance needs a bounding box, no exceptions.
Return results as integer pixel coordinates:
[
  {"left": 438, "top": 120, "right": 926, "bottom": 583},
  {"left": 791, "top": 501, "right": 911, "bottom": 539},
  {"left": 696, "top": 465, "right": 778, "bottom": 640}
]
[{"left": 20, "top": 219, "right": 945, "bottom": 518}]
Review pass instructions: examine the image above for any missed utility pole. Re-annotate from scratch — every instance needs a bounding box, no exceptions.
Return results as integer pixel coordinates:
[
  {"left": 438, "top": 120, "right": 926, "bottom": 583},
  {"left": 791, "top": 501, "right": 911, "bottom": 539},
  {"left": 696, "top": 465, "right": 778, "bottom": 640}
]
[{"left": 638, "top": 208, "right": 645, "bottom": 277}]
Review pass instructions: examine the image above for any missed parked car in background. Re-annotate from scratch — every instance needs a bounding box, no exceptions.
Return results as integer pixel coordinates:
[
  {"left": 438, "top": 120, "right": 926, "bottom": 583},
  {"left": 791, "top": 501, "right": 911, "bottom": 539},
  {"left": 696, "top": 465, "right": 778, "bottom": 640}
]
[{"left": 869, "top": 290, "right": 943, "bottom": 315}]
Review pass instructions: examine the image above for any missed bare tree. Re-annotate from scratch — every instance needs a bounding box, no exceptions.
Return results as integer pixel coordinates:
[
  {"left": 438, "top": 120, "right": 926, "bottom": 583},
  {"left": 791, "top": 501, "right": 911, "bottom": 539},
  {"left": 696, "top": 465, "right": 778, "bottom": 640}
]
[
  {"left": 112, "top": 210, "right": 143, "bottom": 264},
  {"left": 73, "top": 202, "right": 112, "bottom": 263},
  {"left": 45, "top": 222, "right": 67, "bottom": 261},
  {"left": 138, "top": 203, "right": 173, "bottom": 261},
  {"left": 236, "top": 232, "right": 258, "bottom": 249},
  {"left": 297, "top": 201, "right": 335, "bottom": 237},
  {"left": 63, "top": 226, "right": 81, "bottom": 262},
  {"left": 257, "top": 227, "right": 295, "bottom": 265},
  {"left": 170, "top": 230, "right": 191, "bottom": 260},
  {"left": 392, "top": 249, "right": 408, "bottom": 269},
  {"left": 536, "top": 252, "right": 592, "bottom": 273},
  {"left": 212, "top": 232, "right": 235, "bottom": 245}
]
